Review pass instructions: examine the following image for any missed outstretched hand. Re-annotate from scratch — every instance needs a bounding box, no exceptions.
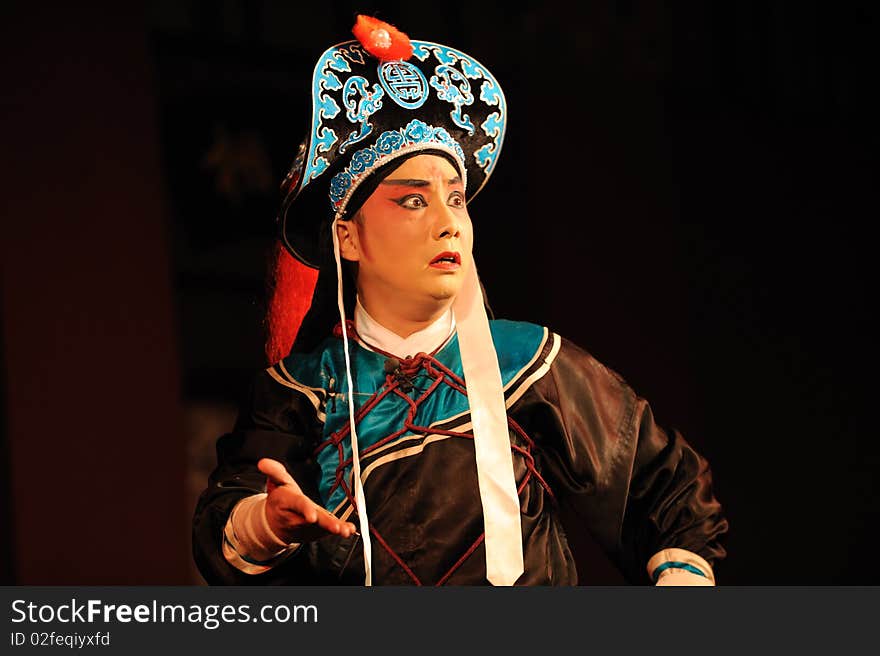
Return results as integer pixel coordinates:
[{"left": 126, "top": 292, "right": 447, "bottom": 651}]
[{"left": 258, "top": 458, "right": 358, "bottom": 543}]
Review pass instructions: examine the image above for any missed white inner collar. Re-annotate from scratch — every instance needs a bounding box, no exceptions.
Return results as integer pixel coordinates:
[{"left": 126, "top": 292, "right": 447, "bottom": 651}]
[{"left": 354, "top": 297, "right": 456, "bottom": 358}]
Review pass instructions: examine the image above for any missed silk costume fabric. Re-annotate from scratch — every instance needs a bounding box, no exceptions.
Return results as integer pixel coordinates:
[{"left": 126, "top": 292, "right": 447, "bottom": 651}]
[{"left": 193, "top": 319, "right": 728, "bottom": 585}]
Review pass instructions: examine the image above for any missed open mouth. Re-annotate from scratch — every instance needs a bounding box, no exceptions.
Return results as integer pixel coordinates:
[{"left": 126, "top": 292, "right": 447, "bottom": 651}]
[{"left": 430, "top": 251, "right": 461, "bottom": 266}]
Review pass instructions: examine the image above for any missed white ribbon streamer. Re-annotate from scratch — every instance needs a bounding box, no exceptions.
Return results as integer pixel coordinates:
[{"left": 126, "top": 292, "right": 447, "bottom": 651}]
[
  {"left": 332, "top": 219, "right": 373, "bottom": 586},
  {"left": 453, "top": 254, "right": 524, "bottom": 585}
]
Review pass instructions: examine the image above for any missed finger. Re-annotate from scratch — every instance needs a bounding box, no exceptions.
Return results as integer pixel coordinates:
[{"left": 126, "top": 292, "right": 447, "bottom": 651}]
[
  {"left": 313, "top": 505, "right": 357, "bottom": 536},
  {"left": 258, "top": 458, "right": 300, "bottom": 490},
  {"left": 271, "top": 486, "right": 321, "bottom": 524},
  {"left": 278, "top": 496, "right": 350, "bottom": 535},
  {"left": 313, "top": 506, "right": 360, "bottom": 537},
  {"left": 273, "top": 500, "right": 360, "bottom": 541}
]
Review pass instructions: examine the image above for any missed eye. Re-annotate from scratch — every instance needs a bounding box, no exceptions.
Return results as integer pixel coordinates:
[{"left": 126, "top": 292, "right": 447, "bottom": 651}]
[
  {"left": 447, "top": 191, "right": 465, "bottom": 208},
  {"left": 396, "top": 194, "right": 427, "bottom": 209}
]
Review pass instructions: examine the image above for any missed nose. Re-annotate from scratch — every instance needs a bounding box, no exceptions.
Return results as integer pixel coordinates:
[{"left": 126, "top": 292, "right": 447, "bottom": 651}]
[{"left": 433, "top": 202, "right": 462, "bottom": 240}]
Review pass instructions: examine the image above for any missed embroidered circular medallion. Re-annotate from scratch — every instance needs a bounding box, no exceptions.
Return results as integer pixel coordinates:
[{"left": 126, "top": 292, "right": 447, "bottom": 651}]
[{"left": 377, "top": 61, "right": 428, "bottom": 109}]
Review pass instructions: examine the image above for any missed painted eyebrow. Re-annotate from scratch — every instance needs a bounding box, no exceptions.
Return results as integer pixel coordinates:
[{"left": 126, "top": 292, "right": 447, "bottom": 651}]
[{"left": 380, "top": 175, "right": 462, "bottom": 187}]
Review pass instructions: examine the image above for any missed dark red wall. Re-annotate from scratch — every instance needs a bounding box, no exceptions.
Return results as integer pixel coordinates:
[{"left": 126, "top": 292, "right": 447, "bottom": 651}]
[{"left": 1, "top": 2, "right": 189, "bottom": 584}]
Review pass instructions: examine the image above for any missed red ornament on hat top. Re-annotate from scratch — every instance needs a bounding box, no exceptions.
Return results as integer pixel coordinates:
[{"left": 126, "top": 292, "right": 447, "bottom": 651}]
[{"left": 352, "top": 14, "right": 414, "bottom": 61}]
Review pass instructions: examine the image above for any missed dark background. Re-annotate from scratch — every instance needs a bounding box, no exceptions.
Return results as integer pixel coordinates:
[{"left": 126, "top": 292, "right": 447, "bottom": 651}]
[{"left": 1, "top": 0, "right": 876, "bottom": 585}]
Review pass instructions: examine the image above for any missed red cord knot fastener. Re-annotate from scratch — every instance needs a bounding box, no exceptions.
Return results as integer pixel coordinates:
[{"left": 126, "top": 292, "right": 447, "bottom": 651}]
[
  {"left": 399, "top": 352, "right": 430, "bottom": 377},
  {"left": 383, "top": 353, "right": 433, "bottom": 392},
  {"left": 333, "top": 320, "right": 358, "bottom": 340}
]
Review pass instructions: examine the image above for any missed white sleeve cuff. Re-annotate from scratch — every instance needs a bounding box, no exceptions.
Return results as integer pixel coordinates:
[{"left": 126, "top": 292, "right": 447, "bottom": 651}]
[
  {"left": 221, "top": 493, "right": 300, "bottom": 575},
  {"left": 647, "top": 548, "right": 716, "bottom": 586}
]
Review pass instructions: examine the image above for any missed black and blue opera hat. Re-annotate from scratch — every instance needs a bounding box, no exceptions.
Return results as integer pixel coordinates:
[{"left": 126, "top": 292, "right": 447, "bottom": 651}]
[{"left": 278, "top": 15, "right": 508, "bottom": 267}]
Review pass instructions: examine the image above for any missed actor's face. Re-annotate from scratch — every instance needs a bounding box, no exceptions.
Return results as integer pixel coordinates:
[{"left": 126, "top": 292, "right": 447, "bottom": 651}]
[{"left": 339, "top": 154, "right": 472, "bottom": 312}]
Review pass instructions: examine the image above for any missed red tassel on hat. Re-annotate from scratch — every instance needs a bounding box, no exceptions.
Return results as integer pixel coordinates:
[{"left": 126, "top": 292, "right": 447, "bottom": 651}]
[
  {"left": 352, "top": 14, "right": 413, "bottom": 61},
  {"left": 264, "top": 241, "right": 319, "bottom": 364}
]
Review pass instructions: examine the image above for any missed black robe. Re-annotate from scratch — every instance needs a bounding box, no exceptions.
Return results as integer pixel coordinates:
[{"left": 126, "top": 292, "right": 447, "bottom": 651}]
[{"left": 192, "top": 320, "right": 728, "bottom": 585}]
